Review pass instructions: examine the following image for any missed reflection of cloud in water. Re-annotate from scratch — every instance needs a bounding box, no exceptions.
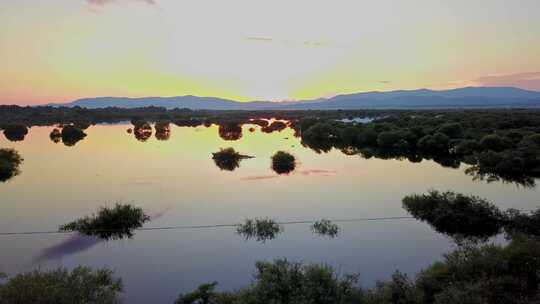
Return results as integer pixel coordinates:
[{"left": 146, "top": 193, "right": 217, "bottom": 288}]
[
  {"left": 241, "top": 175, "right": 278, "bottom": 181},
  {"left": 242, "top": 169, "right": 337, "bottom": 181},
  {"left": 296, "top": 169, "right": 337, "bottom": 176},
  {"left": 36, "top": 235, "right": 102, "bottom": 262},
  {"left": 36, "top": 207, "right": 171, "bottom": 262}
]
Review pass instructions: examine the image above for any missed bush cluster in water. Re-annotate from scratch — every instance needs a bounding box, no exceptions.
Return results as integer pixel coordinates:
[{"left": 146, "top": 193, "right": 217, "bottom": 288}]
[
  {"left": 271, "top": 151, "right": 296, "bottom": 174},
  {"left": 236, "top": 218, "right": 282, "bottom": 242},
  {"left": 1, "top": 124, "right": 28, "bottom": 142},
  {"left": 0, "top": 148, "right": 23, "bottom": 182},
  {"left": 59, "top": 204, "right": 150, "bottom": 240},
  {"left": 403, "top": 190, "right": 540, "bottom": 242},
  {"left": 212, "top": 148, "right": 253, "bottom": 171},
  {"left": 311, "top": 219, "right": 340, "bottom": 238}
]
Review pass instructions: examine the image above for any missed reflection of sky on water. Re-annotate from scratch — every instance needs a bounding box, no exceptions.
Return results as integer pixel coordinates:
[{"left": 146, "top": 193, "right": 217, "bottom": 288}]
[{"left": 0, "top": 124, "right": 539, "bottom": 304}]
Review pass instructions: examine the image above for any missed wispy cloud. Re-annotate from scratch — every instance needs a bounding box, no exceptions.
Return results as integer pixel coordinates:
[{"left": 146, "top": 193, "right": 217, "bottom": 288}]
[
  {"left": 244, "top": 36, "right": 329, "bottom": 48},
  {"left": 86, "top": 0, "right": 155, "bottom": 6},
  {"left": 472, "top": 72, "right": 540, "bottom": 91}
]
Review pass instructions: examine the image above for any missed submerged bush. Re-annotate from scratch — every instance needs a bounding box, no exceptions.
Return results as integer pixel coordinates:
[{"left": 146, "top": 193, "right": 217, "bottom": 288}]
[
  {"left": 49, "top": 128, "right": 62, "bottom": 143},
  {"left": 271, "top": 151, "right": 296, "bottom": 174},
  {"left": 0, "top": 148, "right": 23, "bottom": 182},
  {"left": 132, "top": 120, "right": 152, "bottom": 142},
  {"left": 218, "top": 122, "right": 243, "bottom": 141},
  {"left": 61, "top": 125, "right": 87, "bottom": 146},
  {"left": 236, "top": 218, "right": 282, "bottom": 242},
  {"left": 155, "top": 121, "right": 171, "bottom": 141},
  {"left": 59, "top": 204, "right": 150, "bottom": 240},
  {"left": 212, "top": 148, "right": 253, "bottom": 171},
  {"left": 311, "top": 219, "right": 340, "bottom": 238},
  {"left": 402, "top": 190, "right": 504, "bottom": 241},
  {"left": 2, "top": 124, "right": 28, "bottom": 142},
  {"left": 0, "top": 266, "right": 122, "bottom": 304}
]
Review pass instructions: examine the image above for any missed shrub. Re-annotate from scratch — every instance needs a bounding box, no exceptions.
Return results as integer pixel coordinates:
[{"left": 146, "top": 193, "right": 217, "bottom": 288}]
[
  {"left": 402, "top": 190, "right": 504, "bottom": 241},
  {"left": 212, "top": 148, "right": 253, "bottom": 171},
  {"left": 2, "top": 124, "right": 28, "bottom": 142},
  {"left": 0, "top": 266, "right": 122, "bottom": 304},
  {"left": 0, "top": 148, "right": 23, "bottom": 182},
  {"left": 271, "top": 151, "right": 296, "bottom": 174},
  {"left": 59, "top": 204, "right": 150, "bottom": 240},
  {"left": 311, "top": 219, "right": 339, "bottom": 238},
  {"left": 61, "top": 125, "right": 87, "bottom": 146},
  {"left": 236, "top": 218, "right": 282, "bottom": 242}
]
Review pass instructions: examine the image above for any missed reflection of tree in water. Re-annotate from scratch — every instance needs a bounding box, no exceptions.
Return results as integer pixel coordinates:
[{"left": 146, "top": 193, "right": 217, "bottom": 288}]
[
  {"left": 212, "top": 148, "right": 253, "bottom": 171},
  {"left": 311, "top": 219, "right": 339, "bottom": 238},
  {"left": 261, "top": 121, "right": 288, "bottom": 133},
  {"left": 218, "top": 122, "right": 243, "bottom": 141},
  {"left": 0, "top": 148, "right": 23, "bottom": 182},
  {"left": 465, "top": 165, "right": 536, "bottom": 188},
  {"left": 50, "top": 128, "right": 62, "bottom": 143},
  {"left": 59, "top": 204, "right": 150, "bottom": 241},
  {"left": 271, "top": 151, "right": 296, "bottom": 175},
  {"left": 2, "top": 124, "right": 28, "bottom": 142},
  {"left": 155, "top": 121, "right": 171, "bottom": 141},
  {"left": 236, "top": 218, "right": 282, "bottom": 242},
  {"left": 402, "top": 190, "right": 505, "bottom": 243},
  {"left": 60, "top": 125, "right": 87, "bottom": 147},
  {"left": 132, "top": 120, "right": 152, "bottom": 142}
]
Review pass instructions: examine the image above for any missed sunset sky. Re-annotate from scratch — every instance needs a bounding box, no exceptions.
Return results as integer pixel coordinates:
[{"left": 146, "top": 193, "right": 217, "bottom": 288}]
[{"left": 1, "top": 0, "right": 539, "bottom": 105}]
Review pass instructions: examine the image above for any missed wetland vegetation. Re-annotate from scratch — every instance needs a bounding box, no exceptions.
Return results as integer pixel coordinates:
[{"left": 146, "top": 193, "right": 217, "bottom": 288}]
[{"left": 0, "top": 148, "right": 23, "bottom": 182}]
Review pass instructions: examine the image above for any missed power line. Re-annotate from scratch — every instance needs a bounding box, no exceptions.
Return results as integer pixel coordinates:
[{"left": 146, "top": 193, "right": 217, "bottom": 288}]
[{"left": 0, "top": 216, "right": 414, "bottom": 237}]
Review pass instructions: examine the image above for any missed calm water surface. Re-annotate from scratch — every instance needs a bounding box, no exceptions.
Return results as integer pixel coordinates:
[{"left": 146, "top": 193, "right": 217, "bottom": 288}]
[{"left": 1, "top": 123, "right": 539, "bottom": 303}]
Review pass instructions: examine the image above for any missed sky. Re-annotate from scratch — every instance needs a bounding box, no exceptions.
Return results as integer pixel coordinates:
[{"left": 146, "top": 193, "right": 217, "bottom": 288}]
[{"left": 1, "top": 0, "right": 539, "bottom": 105}]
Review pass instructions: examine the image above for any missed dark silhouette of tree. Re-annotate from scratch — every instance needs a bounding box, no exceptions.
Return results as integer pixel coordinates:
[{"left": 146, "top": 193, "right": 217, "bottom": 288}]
[
  {"left": 261, "top": 121, "right": 288, "bottom": 133},
  {"left": 0, "top": 266, "right": 122, "bottom": 304},
  {"left": 49, "top": 128, "right": 62, "bottom": 143},
  {"left": 132, "top": 120, "right": 152, "bottom": 142},
  {"left": 2, "top": 124, "right": 28, "bottom": 142},
  {"left": 218, "top": 122, "right": 243, "bottom": 141},
  {"left": 212, "top": 148, "right": 253, "bottom": 171},
  {"left": 0, "top": 148, "right": 23, "bottom": 182},
  {"left": 59, "top": 204, "right": 150, "bottom": 240},
  {"left": 271, "top": 151, "right": 296, "bottom": 174},
  {"left": 61, "top": 125, "right": 87, "bottom": 146},
  {"left": 236, "top": 218, "right": 282, "bottom": 242},
  {"left": 155, "top": 121, "right": 171, "bottom": 141}
]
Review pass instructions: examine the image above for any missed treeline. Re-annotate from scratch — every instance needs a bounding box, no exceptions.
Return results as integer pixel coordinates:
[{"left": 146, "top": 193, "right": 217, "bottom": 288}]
[{"left": 298, "top": 111, "right": 540, "bottom": 186}]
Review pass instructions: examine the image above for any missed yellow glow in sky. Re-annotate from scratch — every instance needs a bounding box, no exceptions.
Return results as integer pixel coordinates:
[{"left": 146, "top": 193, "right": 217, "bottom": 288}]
[{"left": 0, "top": 0, "right": 539, "bottom": 104}]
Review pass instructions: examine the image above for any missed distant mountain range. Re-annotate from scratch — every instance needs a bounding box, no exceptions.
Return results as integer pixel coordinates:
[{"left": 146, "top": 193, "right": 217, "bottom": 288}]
[{"left": 53, "top": 87, "right": 540, "bottom": 110}]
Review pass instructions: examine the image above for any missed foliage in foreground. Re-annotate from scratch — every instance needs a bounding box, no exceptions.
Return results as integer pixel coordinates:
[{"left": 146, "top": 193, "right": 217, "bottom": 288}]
[
  {"left": 177, "top": 236, "right": 540, "bottom": 304},
  {"left": 0, "top": 148, "right": 23, "bottom": 182},
  {"left": 212, "top": 148, "right": 253, "bottom": 171},
  {"left": 59, "top": 204, "right": 150, "bottom": 240},
  {"left": 271, "top": 151, "right": 296, "bottom": 175},
  {"left": 0, "top": 266, "right": 122, "bottom": 304}
]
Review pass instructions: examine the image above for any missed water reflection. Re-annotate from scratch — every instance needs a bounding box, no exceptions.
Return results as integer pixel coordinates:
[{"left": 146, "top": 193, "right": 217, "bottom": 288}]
[
  {"left": 0, "top": 148, "right": 24, "bottom": 182},
  {"left": 132, "top": 120, "right": 153, "bottom": 142},
  {"left": 36, "top": 235, "right": 102, "bottom": 262},
  {"left": 311, "top": 219, "right": 340, "bottom": 238},
  {"left": 236, "top": 218, "right": 283, "bottom": 242},
  {"left": 212, "top": 148, "right": 253, "bottom": 171},
  {"left": 59, "top": 204, "right": 150, "bottom": 241},
  {"left": 3, "top": 125, "right": 28, "bottom": 142},
  {"left": 271, "top": 151, "right": 296, "bottom": 175},
  {"left": 218, "top": 122, "right": 243, "bottom": 141},
  {"left": 155, "top": 121, "right": 171, "bottom": 141}
]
